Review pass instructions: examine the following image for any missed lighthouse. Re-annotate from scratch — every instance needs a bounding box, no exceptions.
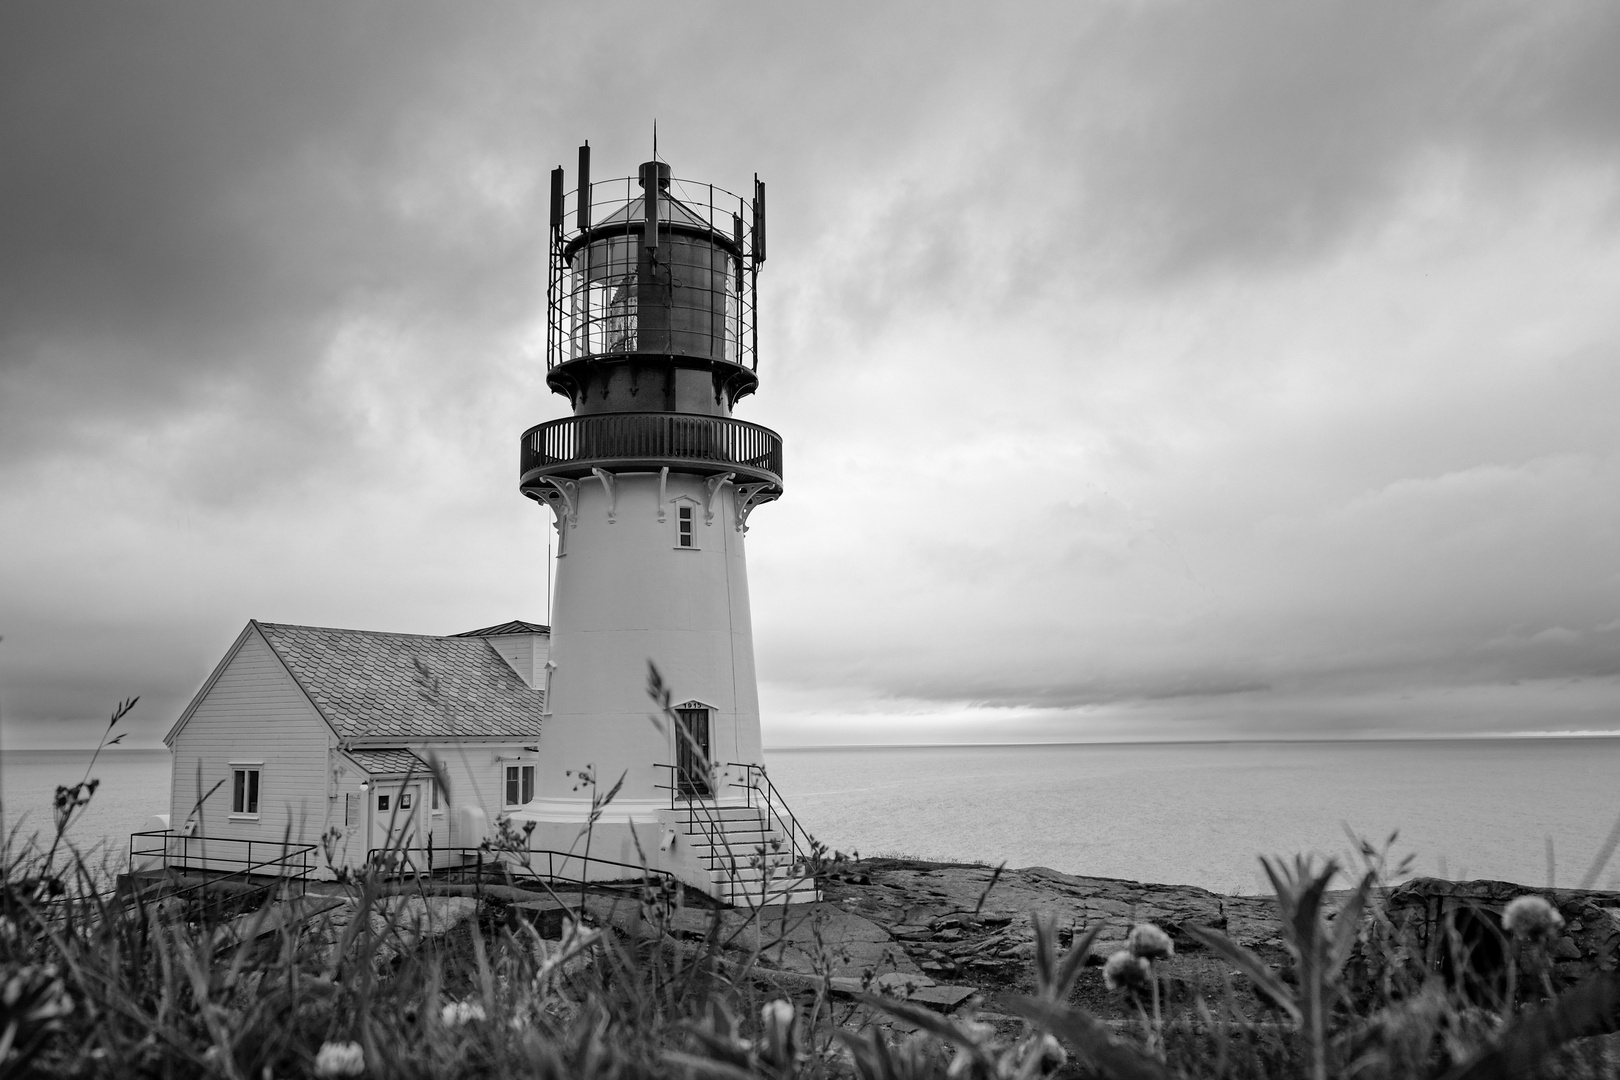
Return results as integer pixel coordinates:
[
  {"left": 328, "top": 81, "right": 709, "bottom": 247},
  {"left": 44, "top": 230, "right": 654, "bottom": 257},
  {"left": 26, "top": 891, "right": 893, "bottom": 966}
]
[{"left": 512, "top": 146, "right": 813, "bottom": 904}]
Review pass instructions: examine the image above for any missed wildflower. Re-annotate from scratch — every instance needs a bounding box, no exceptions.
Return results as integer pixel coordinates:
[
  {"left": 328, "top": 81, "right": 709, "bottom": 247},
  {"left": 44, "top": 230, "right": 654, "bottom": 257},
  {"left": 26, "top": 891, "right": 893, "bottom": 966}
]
[
  {"left": 760, "top": 999, "right": 798, "bottom": 1064},
  {"left": 1502, "top": 895, "right": 1564, "bottom": 941},
  {"left": 1102, "top": 949, "right": 1150, "bottom": 991},
  {"left": 441, "top": 1000, "right": 487, "bottom": 1026},
  {"left": 760, "top": 997, "right": 795, "bottom": 1033},
  {"left": 1129, "top": 923, "right": 1175, "bottom": 961},
  {"left": 1029, "top": 1033, "right": 1067, "bottom": 1073},
  {"left": 313, "top": 1041, "right": 365, "bottom": 1077}
]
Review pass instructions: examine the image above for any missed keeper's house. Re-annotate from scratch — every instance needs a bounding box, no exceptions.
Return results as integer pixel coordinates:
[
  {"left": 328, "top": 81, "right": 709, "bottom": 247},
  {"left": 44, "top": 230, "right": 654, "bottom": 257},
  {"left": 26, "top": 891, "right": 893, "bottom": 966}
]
[{"left": 160, "top": 618, "right": 547, "bottom": 874}]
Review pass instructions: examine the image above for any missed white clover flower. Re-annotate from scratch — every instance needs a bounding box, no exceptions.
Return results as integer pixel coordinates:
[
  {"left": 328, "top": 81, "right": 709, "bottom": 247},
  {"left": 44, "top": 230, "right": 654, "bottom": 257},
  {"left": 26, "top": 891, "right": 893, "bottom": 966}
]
[
  {"left": 1503, "top": 895, "right": 1565, "bottom": 941},
  {"left": 761, "top": 997, "right": 795, "bottom": 1031},
  {"left": 1030, "top": 1033, "right": 1067, "bottom": 1072},
  {"left": 441, "top": 1000, "right": 487, "bottom": 1026},
  {"left": 1129, "top": 923, "right": 1175, "bottom": 961},
  {"left": 1103, "top": 949, "right": 1151, "bottom": 991},
  {"left": 313, "top": 1041, "right": 365, "bottom": 1077}
]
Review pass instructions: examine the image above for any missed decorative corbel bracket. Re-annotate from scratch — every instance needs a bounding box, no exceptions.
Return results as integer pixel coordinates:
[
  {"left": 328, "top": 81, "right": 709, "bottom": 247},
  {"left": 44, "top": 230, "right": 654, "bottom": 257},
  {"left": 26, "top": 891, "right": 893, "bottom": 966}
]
[
  {"left": 704, "top": 472, "right": 735, "bottom": 524},
  {"left": 531, "top": 477, "right": 579, "bottom": 530},
  {"left": 591, "top": 467, "right": 618, "bottom": 523},
  {"left": 658, "top": 467, "right": 669, "bottom": 522},
  {"left": 733, "top": 483, "right": 777, "bottom": 533}
]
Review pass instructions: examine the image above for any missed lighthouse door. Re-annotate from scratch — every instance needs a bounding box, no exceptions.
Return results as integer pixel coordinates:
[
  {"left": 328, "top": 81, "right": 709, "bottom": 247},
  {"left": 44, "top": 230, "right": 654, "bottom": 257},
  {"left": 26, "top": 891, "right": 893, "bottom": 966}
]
[{"left": 675, "top": 707, "right": 712, "bottom": 798}]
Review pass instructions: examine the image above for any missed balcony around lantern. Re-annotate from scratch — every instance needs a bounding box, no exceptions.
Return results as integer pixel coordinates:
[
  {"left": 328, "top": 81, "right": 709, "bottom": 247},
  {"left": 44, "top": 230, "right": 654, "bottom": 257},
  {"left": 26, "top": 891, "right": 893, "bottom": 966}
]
[{"left": 519, "top": 412, "right": 783, "bottom": 495}]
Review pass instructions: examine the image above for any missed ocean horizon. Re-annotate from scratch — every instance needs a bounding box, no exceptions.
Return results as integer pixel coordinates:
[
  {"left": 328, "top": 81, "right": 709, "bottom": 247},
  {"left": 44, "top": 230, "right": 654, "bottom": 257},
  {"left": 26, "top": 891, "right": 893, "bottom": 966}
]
[{"left": 5, "top": 737, "right": 1619, "bottom": 895}]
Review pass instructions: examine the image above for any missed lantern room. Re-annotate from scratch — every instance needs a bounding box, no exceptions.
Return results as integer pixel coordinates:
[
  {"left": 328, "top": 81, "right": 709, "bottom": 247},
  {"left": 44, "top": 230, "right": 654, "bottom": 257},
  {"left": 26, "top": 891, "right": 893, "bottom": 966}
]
[{"left": 545, "top": 147, "right": 765, "bottom": 416}]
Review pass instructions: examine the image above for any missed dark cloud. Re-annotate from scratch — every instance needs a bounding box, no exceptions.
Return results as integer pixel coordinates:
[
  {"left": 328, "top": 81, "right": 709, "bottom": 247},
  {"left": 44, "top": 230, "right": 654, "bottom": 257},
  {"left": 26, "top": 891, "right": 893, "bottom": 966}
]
[{"left": 2, "top": 1, "right": 1617, "bottom": 746}]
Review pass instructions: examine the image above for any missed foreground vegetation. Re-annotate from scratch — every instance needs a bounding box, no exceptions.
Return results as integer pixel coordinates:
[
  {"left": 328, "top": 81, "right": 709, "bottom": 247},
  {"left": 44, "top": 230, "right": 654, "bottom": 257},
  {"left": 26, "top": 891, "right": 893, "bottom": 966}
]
[{"left": 3, "top": 703, "right": 1619, "bottom": 1078}]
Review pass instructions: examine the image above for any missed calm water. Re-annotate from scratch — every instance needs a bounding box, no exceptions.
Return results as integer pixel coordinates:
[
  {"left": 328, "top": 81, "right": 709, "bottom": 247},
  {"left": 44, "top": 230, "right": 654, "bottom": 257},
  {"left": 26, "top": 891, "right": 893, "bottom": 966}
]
[
  {"left": 765, "top": 739, "right": 1620, "bottom": 894},
  {"left": 1, "top": 749, "right": 171, "bottom": 865},
  {"left": 5, "top": 741, "right": 1619, "bottom": 894}
]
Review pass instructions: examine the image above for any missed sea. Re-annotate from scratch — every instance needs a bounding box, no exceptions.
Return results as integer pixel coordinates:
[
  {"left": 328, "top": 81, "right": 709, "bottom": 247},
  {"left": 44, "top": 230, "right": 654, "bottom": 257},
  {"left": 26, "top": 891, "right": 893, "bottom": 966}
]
[{"left": 4, "top": 739, "right": 1618, "bottom": 895}]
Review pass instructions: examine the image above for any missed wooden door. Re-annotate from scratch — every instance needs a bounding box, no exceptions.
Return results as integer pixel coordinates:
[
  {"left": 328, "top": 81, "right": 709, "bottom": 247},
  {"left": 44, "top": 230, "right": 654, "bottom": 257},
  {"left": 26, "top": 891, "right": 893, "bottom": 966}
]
[
  {"left": 370, "top": 781, "right": 423, "bottom": 867},
  {"left": 675, "top": 707, "right": 711, "bottom": 798}
]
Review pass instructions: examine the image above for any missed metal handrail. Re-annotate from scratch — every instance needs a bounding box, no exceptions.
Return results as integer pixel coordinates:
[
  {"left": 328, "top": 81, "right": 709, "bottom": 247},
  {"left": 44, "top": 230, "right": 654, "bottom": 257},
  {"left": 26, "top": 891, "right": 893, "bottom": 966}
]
[
  {"left": 362, "top": 846, "right": 674, "bottom": 891},
  {"left": 653, "top": 763, "right": 814, "bottom": 906},
  {"left": 126, "top": 830, "right": 316, "bottom": 912},
  {"left": 725, "top": 762, "right": 818, "bottom": 871},
  {"left": 520, "top": 412, "right": 783, "bottom": 487},
  {"left": 651, "top": 763, "right": 750, "bottom": 874}
]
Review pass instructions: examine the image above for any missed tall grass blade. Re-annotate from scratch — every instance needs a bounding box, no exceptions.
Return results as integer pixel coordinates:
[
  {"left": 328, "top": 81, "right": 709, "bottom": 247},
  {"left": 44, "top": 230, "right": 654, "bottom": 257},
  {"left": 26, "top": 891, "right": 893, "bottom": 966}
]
[{"left": 1182, "top": 923, "right": 1301, "bottom": 1023}]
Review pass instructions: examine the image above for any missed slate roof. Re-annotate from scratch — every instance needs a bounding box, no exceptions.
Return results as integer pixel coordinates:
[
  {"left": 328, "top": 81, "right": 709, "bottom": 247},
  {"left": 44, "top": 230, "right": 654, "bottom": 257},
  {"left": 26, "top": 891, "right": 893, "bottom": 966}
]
[
  {"left": 255, "top": 622, "right": 545, "bottom": 742},
  {"left": 453, "top": 620, "right": 551, "bottom": 637},
  {"left": 344, "top": 747, "right": 430, "bottom": 776}
]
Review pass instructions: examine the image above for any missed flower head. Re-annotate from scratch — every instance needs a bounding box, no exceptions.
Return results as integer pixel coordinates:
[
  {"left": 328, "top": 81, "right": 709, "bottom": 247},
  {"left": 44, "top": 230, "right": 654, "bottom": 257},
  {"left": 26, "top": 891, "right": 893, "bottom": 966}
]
[
  {"left": 313, "top": 1041, "right": 365, "bottom": 1077},
  {"left": 441, "top": 1000, "right": 487, "bottom": 1027},
  {"left": 1102, "top": 949, "right": 1151, "bottom": 991},
  {"left": 1129, "top": 923, "right": 1175, "bottom": 961},
  {"left": 759, "top": 999, "right": 799, "bottom": 1064},
  {"left": 1503, "top": 895, "right": 1565, "bottom": 941}
]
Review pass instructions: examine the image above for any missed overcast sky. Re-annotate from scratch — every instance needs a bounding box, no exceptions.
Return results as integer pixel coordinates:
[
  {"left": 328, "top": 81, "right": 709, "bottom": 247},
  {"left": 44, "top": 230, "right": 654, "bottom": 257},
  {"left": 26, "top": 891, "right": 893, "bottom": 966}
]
[{"left": 2, "top": 1, "right": 1618, "bottom": 750}]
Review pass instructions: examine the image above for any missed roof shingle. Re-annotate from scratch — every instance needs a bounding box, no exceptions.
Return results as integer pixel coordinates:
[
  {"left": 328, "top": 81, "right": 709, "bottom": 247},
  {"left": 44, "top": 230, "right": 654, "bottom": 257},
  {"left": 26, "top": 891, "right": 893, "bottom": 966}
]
[
  {"left": 343, "top": 747, "right": 430, "bottom": 775},
  {"left": 256, "top": 622, "right": 544, "bottom": 742}
]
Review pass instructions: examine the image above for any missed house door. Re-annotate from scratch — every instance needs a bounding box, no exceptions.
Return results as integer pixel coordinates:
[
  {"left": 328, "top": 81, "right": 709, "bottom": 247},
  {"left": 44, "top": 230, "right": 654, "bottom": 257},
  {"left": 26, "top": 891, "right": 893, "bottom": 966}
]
[
  {"left": 369, "top": 781, "right": 424, "bottom": 867},
  {"left": 675, "top": 707, "right": 712, "bottom": 798}
]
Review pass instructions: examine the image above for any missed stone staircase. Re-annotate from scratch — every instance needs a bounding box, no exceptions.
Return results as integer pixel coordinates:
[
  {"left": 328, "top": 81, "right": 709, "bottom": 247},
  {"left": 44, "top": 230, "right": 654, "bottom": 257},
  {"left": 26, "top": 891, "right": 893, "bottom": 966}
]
[{"left": 657, "top": 802, "right": 819, "bottom": 907}]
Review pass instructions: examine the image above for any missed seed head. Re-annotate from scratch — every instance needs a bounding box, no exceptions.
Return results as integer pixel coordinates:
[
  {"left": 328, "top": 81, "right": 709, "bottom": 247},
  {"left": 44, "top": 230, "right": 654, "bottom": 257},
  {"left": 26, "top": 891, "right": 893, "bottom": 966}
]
[
  {"left": 1502, "top": 895, "right": 1565, "bottom": 941},
  {"left": 313, "top": 1041, "right": 366, "bottom": 1077},
  {"left": 1129, "top": 923, "right": 1175, "bottom": 961},
  {"left": 1103, "top": 949, "right": 1151, "bottom": 991}
]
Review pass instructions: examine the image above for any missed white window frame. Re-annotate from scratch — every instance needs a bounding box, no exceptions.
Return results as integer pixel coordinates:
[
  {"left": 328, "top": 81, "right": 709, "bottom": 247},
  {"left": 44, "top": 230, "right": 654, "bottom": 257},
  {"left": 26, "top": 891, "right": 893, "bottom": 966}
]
[
  {"left": 228, "top": 761, "right": 264, "bottom": 820},
  {"left": 503, "top": 764, "right": 536, "bottom": 808},
  {"left": 672, "top": 499, "right": 701, "bottom": 550}
]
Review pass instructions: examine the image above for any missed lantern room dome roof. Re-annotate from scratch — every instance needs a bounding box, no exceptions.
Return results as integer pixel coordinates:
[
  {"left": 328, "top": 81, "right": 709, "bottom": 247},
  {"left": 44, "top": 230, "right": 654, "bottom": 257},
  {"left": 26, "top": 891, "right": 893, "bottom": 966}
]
[{"left": 592, "top": 190, "right": 717, "bottom": 232}]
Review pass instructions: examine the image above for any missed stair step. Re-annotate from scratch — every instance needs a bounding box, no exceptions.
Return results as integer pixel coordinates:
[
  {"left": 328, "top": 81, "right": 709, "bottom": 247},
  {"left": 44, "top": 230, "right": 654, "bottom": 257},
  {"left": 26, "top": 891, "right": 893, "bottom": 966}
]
[
  {"left": 669, "top": 805, "right": 765, "bottom": 820},
  {"left": 722, "top": 884, "right": 821, "bottom": 907}
]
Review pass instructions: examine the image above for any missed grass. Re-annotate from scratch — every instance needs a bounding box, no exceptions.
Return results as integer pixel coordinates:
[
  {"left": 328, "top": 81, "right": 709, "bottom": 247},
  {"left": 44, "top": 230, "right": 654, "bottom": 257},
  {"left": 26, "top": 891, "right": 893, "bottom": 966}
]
[{"left": 3, "top": 700, "right": 1619, "bottom": 1078}]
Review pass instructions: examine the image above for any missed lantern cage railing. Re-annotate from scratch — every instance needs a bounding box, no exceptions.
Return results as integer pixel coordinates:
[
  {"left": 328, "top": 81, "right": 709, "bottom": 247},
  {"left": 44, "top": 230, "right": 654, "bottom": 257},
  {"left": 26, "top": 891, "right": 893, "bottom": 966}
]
[
  {"left": 546, "top": 171, "right": 764, "bottom": 374},
  {"left": 520, "top": 412, "right": 783, "bottom": 490}
]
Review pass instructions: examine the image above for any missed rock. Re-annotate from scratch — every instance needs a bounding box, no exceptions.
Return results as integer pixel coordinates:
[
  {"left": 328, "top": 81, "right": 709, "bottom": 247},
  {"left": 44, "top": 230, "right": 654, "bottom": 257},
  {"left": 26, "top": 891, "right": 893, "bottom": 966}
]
[
  {"left": 1551, "top": 935, "right": 1584, "bottom": 960},
  {"left": 934, "top": 928, "right": 963, "bottom": 942}
]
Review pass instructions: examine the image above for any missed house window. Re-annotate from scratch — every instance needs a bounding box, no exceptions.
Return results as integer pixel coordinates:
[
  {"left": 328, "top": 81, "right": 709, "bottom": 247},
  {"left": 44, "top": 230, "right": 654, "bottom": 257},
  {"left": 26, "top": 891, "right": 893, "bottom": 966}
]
[
  {"left": 400, "top": 792, "right": 413, "bottom": 810},
  {"left": 677, "top": 505, "right": 694, "bottom": 547},
  {"left": 377, "top": 794, "right": 391, "bottom": 812},
  {"left": 431, "top": 783, "right": 439, "bottom": 811},
  {"left": 505, "top": 765, "right": 535, "bottom": 807},
  {"left": 231, "top": 768, "right": 260, "bottom": 817}
]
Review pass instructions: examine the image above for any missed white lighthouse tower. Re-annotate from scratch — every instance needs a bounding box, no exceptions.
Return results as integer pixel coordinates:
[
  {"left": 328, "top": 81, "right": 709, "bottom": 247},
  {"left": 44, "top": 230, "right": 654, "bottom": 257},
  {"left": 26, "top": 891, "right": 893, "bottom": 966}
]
[{"left": 513, "top": 146, "right": 813, "bottom": 904}]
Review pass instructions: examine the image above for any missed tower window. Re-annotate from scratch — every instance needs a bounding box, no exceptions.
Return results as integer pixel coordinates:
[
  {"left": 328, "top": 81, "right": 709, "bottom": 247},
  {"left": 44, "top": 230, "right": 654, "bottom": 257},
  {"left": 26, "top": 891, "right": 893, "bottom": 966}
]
[{"left": 678, "top": 505, "right": 694, "bottom": 547}]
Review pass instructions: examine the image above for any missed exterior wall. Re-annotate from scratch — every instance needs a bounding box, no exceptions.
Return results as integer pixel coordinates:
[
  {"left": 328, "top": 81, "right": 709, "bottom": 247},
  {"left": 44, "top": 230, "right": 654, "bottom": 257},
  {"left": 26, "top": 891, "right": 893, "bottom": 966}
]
[
  {"left": 483, "top": 633, "right": 550, "bottom": 690},
  {"left": 533, "top": 469, "right": 765, "bottom": 825},
  {"left": 410, "top": 742, "right": 539, "bottom": 844},
  {"left": 166, "top": 631, "right": 333, "bottom": 870}
]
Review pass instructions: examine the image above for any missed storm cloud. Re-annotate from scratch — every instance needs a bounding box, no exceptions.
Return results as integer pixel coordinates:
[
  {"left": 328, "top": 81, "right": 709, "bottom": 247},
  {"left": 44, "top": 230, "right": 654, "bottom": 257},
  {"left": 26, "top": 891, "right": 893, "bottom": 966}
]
[{"left": 1, "top": 1, "right": 1617, "bottom": 748}]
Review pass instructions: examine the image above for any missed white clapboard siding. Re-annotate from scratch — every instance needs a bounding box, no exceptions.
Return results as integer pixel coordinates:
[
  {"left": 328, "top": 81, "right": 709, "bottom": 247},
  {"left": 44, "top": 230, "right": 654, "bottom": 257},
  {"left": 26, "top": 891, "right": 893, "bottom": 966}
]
[{"left": 168, "top": 631, "right": 332, "bottom": 865}]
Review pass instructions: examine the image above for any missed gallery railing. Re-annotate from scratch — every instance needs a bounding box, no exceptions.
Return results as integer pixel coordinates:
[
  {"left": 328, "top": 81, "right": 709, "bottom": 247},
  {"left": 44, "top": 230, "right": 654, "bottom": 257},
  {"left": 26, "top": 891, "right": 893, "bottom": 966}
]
[{"left": 520, "top": 412, "right": 783, "bottom": 487}]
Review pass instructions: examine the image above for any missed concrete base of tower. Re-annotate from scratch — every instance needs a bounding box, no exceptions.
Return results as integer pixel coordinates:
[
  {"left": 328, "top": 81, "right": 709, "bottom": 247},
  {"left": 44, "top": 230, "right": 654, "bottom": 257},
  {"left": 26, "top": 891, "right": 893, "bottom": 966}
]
[{"left": 509, "top": 797, "right": 820, "bottom": 906}]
